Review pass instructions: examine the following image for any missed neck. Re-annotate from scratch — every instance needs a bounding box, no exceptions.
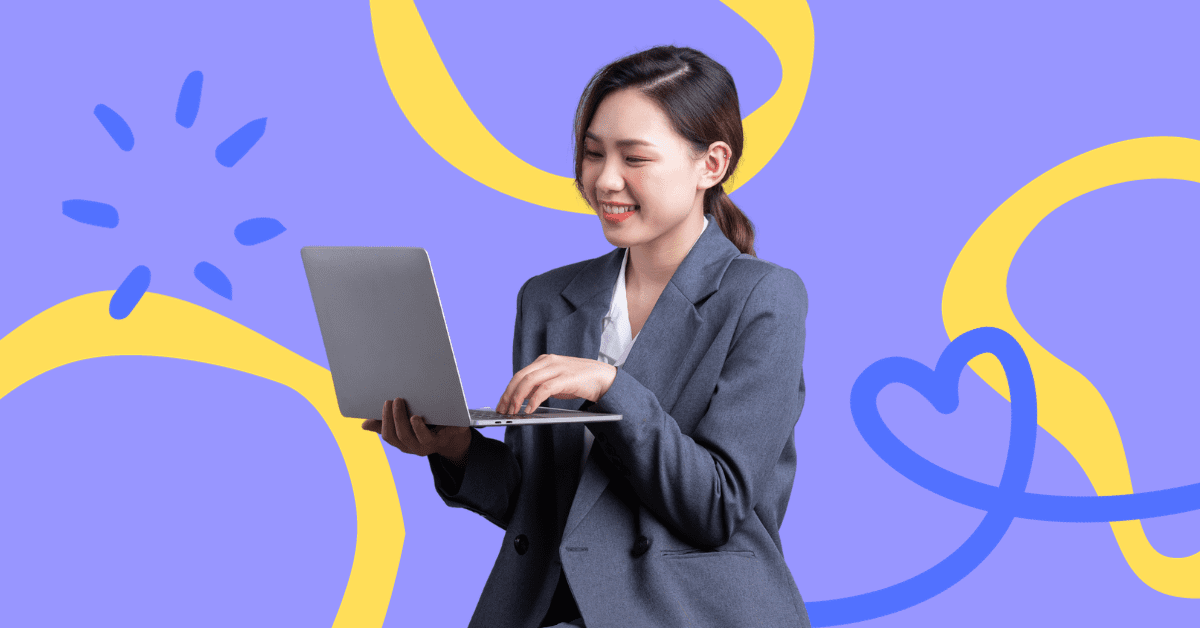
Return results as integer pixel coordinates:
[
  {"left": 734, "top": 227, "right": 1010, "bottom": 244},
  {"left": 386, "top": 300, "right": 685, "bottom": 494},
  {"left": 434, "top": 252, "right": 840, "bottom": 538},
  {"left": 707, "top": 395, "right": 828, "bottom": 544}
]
[{"left": 626, "top": 211, "right": 707, "bottom": 289}]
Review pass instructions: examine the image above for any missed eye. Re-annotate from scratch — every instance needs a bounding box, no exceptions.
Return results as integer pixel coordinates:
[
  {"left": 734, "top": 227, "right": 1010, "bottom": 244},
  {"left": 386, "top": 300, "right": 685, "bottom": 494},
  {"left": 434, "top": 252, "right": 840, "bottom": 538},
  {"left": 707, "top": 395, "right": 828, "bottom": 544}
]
[
  {"left": 625, "top": 157, "right": 647, "bottom": 164},
  {"left": 585, "top": 150, "right": 603, "bottom": 159}
]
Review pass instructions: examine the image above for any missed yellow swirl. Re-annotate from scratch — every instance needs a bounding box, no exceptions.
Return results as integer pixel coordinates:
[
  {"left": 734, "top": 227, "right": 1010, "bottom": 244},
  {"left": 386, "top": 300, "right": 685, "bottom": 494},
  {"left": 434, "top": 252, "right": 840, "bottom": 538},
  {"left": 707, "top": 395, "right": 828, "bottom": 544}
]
[
  {"left": 0, "top": 292, "right": 403, "bottom": 624},
  {"left": 943, "top": 136, "right": 1200, "bottom": 597},
  {"left": 369, "top": 0, "right": 814, "bottom": 214}
]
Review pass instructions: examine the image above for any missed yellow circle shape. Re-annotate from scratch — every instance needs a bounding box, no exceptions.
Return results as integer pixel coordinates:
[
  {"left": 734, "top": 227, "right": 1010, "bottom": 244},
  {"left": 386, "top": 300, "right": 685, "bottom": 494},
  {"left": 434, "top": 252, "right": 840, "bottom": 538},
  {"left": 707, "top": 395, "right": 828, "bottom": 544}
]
[
  {"left": 369, "top": 0, "right": 814, "bottom": 214},
  {"left": 0, "top": 291, "right": 403, "bottom": 625},
  {"left": 943, "top": 136, "right": 1200, "bottom": 597}
]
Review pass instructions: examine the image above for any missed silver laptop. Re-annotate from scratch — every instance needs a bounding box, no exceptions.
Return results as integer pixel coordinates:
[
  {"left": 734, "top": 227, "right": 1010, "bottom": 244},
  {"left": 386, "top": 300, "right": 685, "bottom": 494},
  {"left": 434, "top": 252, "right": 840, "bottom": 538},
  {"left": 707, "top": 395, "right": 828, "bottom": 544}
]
[{"left": 301, "top": 246, "right": 622, "bottom": 427}]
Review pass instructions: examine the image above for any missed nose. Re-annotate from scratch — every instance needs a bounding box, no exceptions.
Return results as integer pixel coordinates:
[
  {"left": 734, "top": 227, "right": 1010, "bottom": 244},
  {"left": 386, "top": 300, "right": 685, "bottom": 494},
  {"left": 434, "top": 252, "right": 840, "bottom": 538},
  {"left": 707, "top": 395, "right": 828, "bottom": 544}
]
[{"left": 596, "top": 155, "right": 625, "bottom": 195}]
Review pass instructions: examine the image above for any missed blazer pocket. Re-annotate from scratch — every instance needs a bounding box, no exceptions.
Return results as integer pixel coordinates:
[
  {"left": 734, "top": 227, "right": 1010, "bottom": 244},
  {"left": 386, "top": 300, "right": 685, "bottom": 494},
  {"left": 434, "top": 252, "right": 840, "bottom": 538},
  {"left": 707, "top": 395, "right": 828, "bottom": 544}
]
[{"left": 660, "top": 548, "right": 756, "bottom": 559}]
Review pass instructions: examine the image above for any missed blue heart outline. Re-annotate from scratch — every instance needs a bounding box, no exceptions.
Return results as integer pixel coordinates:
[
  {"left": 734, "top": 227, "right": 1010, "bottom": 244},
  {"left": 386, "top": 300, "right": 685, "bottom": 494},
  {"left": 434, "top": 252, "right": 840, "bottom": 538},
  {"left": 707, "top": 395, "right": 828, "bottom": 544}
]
[{"left": 807, "top": 326, "right": 1200, "bottom": 626}]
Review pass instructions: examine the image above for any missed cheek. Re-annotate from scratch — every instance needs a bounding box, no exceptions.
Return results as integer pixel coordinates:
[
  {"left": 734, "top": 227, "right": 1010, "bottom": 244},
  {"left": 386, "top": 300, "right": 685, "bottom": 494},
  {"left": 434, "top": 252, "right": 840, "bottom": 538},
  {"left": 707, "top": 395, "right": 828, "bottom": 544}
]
[
  {"left": 579, "top": 170, "right": 598, "bottom": 201},
  {"left": 625, "top": 171, "right": 652, "bottom": 198},
  {"left": 633, "top": 172, "right": 678, "bottom": 207}
]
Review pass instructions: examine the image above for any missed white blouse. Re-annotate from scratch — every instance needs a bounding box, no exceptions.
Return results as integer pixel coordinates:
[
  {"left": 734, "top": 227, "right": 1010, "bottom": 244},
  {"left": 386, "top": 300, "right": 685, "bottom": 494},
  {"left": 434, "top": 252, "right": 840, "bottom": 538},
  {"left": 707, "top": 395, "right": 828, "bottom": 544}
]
[{"left": 586, "top": 217, "right": 708, "bottom": 471}]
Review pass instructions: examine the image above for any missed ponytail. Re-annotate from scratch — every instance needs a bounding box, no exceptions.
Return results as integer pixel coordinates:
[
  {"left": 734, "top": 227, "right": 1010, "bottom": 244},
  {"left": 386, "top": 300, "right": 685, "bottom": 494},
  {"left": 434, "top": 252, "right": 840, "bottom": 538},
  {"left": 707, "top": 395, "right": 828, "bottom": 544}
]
[{"left": 706, "top": 185, "right": 755, "bottom": 256}]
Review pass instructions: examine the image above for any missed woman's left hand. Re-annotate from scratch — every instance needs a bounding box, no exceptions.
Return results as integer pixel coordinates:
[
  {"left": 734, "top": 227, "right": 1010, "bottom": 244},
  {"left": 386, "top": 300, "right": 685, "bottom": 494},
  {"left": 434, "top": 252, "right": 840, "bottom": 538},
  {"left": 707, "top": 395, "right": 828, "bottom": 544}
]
[{"left": 497, "top": 354, "right": 618, "bottom": 415}]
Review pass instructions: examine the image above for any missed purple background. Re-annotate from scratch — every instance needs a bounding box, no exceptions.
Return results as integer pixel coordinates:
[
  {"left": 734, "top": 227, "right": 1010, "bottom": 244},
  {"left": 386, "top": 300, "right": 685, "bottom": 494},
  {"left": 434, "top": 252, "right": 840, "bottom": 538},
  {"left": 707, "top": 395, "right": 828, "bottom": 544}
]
[{"left": 2, "top": 1, "right": 1198, "bottom": 626}]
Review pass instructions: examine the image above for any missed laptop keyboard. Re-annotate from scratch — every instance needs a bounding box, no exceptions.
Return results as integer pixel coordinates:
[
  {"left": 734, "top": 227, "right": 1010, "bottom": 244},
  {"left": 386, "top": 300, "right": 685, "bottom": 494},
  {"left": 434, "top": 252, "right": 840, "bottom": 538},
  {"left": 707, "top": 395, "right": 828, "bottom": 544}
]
[{"left": 469, "top": 407, "right": 559, "bottom": 423}]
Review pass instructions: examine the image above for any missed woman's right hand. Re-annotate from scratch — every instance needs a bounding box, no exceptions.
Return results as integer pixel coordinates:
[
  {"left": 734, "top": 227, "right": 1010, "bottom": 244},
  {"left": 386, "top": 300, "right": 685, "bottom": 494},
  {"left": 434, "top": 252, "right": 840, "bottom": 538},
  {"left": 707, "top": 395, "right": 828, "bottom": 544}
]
[{"left": 362, "top": 397, "right": 471, "bottom": 467}]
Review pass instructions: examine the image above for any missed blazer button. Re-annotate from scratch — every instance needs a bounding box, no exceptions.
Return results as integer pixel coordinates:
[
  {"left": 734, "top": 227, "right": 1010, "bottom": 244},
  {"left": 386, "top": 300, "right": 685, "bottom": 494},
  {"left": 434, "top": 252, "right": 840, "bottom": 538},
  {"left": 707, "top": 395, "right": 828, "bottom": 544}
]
[
  {"left": 514, "top": 534, "right": 529, "bottom": 556},
  {"left": 631, "top": 536, "right": 651, "bottom": 558}
]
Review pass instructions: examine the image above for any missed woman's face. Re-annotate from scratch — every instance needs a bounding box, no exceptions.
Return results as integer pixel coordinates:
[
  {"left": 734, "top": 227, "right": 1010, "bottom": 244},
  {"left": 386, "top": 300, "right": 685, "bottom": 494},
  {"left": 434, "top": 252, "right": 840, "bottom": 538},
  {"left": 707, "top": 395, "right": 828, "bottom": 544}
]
[{"left": 581, "top": 88, "right": 722, "bottom": 251}]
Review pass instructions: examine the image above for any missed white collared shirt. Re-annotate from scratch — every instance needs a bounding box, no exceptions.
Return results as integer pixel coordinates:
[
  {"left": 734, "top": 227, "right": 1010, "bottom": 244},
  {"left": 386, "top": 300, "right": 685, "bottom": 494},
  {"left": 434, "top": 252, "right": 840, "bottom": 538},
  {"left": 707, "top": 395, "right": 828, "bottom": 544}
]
[{"left": 585, "top": 217, "right": 709, "bottom": 471}]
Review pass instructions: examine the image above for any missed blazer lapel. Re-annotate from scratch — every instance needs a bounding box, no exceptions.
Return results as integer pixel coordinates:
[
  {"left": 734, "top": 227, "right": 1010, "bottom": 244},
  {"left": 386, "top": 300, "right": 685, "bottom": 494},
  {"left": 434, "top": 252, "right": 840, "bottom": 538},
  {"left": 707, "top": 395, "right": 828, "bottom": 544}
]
[
  {"left": 563, "top": 444, "right": 608, "bottom": 540},
  {"left": 556, "top": 220, "right": 742, "bottom": 541},
  {"left": 617, "top": 283, "right": 703, "bottom": 411},
  {"left": 544, "top": 250, "right": 623, "bottom": 367},
  {"left": 544, "top": 249, "right": 623, "bottom": 537},
  {"left": 617, "top": 219, "right": 740, "bottom": 410}
]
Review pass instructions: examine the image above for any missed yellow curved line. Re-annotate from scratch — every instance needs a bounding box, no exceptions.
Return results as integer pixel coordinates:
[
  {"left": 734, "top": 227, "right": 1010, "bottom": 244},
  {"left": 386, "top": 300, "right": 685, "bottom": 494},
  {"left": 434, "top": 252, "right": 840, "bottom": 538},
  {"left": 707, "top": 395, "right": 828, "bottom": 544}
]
[
  {"left": 369, "top": 0, "right": 814, "bottom": 214},
  {"left": 943, "top": 136, "right": 1200, "bottom": 597},
  {"left": 0, "top": 292, "right": 403, "bottom": 625}
]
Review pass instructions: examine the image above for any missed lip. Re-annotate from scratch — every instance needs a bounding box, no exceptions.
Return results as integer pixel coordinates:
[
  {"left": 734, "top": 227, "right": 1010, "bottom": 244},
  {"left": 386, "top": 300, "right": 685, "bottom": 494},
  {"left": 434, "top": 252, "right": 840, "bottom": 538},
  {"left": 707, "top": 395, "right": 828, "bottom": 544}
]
[
  {"left": 602, "top": 210, "right": 636, "bottom": 223},
  {"left": 597, "top": 201, "right": 639, "bottom": 223}
]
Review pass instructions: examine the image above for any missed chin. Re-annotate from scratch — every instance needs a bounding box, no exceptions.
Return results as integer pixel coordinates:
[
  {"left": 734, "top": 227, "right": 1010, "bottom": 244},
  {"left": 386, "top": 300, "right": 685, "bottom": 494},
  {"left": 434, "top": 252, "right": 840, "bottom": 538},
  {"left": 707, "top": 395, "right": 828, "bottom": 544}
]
[
  {"left": 599, "top": 225, "right": 637, "bottom": 249},
  {"left": 601, "top": 230, "right": 627, "bottom": 248}
]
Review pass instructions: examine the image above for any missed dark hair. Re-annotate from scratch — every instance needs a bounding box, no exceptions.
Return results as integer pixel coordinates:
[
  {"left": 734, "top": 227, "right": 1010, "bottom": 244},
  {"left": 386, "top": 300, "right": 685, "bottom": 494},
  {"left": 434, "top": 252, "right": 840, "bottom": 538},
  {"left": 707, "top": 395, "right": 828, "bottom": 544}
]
[{"left": 573, "top": 46, "right": 755, "bottom": 256}]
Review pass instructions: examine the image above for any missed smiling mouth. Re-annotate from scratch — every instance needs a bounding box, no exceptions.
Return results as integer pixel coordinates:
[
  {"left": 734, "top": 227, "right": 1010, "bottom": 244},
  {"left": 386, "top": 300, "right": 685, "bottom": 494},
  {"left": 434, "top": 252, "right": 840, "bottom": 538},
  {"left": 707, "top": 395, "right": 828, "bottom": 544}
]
[{"left": 600, "top": 203, "right": 639, "bottom": 215}]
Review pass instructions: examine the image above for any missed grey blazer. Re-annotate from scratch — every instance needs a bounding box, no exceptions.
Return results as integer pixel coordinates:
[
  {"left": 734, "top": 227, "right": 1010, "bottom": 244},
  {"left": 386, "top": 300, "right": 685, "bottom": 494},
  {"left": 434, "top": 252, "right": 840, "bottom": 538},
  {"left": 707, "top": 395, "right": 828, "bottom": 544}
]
[{"left": 429, "top": 220, "right": 811, "bottom": 627}]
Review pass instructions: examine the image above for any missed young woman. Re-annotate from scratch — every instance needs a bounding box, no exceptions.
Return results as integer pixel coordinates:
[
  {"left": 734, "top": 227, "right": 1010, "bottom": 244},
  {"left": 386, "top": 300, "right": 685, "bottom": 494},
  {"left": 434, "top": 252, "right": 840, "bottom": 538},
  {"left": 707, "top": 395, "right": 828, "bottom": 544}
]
[{"left": 364, "top": 46, "right": 810, "bottom": 628}]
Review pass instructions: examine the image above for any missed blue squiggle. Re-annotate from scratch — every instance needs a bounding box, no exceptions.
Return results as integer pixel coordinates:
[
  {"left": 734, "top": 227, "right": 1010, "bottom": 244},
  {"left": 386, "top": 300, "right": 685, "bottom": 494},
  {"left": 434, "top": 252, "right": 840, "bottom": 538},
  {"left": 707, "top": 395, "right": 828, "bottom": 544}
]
[{"left": 807, "top": 327, "right": 1200, "bottom": 626}]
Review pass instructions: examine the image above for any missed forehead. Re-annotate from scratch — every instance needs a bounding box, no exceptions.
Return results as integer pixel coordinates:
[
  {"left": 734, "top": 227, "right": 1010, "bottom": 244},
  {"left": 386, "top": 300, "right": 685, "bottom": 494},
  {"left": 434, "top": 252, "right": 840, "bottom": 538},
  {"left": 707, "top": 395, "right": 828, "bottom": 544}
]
[{"left": 586, "top": 88, "right": 680, "bottom": 146}]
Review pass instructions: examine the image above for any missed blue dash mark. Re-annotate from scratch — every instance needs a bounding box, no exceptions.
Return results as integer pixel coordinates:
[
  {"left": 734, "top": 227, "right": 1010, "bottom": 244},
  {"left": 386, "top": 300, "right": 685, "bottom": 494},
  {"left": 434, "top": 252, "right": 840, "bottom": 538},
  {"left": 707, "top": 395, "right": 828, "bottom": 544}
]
[
  {"left": 62, "top": 200, "right": 119, "bottom": 228},
  {"left": 215, "top": 117, "right": 266, "bottom": 167},
  {"left": 110, "top": 266, "right": 151, "bottom": 319},
  {"left": 234, "top": 217, "right": 286, "bottom": 245},
  {"left": 93, "top": 104, "right": 134, "bottom": 151},
  {"left": 194, "top": 262, "right": 232, "bottom": 299},
  {"left": 175, "top": 71, "right": 203, "bottom": 128}
]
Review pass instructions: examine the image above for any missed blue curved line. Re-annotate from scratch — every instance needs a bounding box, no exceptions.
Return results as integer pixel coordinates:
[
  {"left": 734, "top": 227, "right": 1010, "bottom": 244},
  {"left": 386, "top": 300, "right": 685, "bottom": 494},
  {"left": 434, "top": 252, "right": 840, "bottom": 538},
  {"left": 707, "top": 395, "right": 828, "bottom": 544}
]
[
  {"left": 194, "top": 261, "right": 232, "bottom": 300},
  {"left": 62, "top": 199, "right": 119, "bottom": 228},
  {"left": 93, "top": 104, "right": 134, "bottom": 151},
  {"left": 809, "top": 512, "right": 1014, "bottom": 625},
  {"left": 849, "top": 342, "right": 1200, "bottom": 523},
  {"left": 215, "top": 117, "right": 267, "bottom": 167},
  {"left": 175, "top": 71, "right": 203, "bottom": 128},
  {"left": 109, "top": 266, "right": 151, "bottom": 319},
  {"left": 234, "top": 217, "right": 286, "bottom": 245},
  {"left": 1015, "top": 487, "right": 1200, "bottom": 522},
  {"left": 808, "top": 327, "right": 1200, "bottom": 626}
]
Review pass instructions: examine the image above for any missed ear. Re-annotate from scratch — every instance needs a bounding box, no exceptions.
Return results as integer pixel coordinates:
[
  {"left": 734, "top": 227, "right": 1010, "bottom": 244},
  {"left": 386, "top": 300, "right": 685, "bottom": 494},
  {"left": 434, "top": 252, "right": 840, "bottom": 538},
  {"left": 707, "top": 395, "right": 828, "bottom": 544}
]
[{"left": 697, "top": 141, "right": 732, "bottom": 191}]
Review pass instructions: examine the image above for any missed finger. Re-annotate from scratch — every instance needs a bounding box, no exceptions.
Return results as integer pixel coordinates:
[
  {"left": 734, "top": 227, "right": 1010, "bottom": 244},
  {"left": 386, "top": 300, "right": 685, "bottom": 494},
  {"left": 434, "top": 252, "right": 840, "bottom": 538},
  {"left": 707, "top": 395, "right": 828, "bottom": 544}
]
[
  {"left": 391, "top": 398, "right": 422, "bottom": 452},
  {"left": 410, "top": 415, "right": 435, "bottom": 448},
  {"left": 498, "top": 365, "right": 532, "bottom": 415},
  {"left": 511, "top": 369, "right": 555, "bottom": 415},
  {"left": 362, "top": 419, "right": 382, "bottom": 433},
  {"left": 499, "top": 356, "right": 555, "bottom": 414},
  {"left": 501, "top": 373, "right": 533, "bottom": 415},
  {"left": 382, "top": 397, "right": 409, "bottom": 451},
  {"left": 506, "top": 379, "right": 544, "bottom": 417},
  {"left": 380, "top": 399, "right": 399, "bottom": 447},
  {"left": 524, "top": 379, "right": 561, "bottom": 416}
]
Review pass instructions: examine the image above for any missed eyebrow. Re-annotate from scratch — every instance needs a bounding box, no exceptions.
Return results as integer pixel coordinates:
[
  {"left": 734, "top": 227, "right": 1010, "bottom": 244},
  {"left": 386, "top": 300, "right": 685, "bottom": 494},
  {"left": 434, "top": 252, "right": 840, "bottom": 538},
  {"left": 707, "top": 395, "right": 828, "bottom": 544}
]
[{"left": 585, "top": 131, "right": 656, "bottom": 149}]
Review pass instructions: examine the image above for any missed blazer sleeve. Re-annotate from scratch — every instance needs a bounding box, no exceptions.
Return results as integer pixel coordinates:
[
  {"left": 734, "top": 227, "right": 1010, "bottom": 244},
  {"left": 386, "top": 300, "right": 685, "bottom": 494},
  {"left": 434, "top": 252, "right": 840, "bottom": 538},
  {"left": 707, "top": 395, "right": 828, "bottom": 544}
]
[
  {"left": 426, "top": 282, "right": 529, "bottom": 530},
  {"left": 587, "top": 266, "right": 807, "bottom": 548}
]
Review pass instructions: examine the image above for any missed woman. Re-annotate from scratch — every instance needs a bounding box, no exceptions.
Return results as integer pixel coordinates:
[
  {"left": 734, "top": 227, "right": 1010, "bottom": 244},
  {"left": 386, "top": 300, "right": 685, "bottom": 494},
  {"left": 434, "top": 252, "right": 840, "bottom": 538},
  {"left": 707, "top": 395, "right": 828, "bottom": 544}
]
[{"left": 363, "top": 46, "right": 810, "bottom": 628}]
